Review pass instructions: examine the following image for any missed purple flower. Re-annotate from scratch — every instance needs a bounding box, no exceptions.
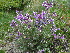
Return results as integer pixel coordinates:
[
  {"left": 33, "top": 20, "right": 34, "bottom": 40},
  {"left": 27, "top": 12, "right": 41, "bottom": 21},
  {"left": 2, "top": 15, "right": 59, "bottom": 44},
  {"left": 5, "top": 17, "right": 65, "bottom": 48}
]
[
  {"left": 52, "top": 34, "right": 59, "bottom": 39},
  {"left": 14, "top": 14, "right": 24, "bottom": 21},
  {"left": 42, "top": 1, "right": 53, "bottom": 9},
  {"left": 48, "top": 18, "right": 54, "bottom": 22},
  {"left": 33, "top": 11, "right": 37, "bottom": 15},
  {"left": 34, "top": 14, "right": 44, "bottom": 19},
  {"left": 46, "top": 3, "right": 53, "bottom": 5},
  {"left": 57, "top": 28, "right": 60, "bottom": 30},
  {"left": 16, "top": 10, "right": 22, "bottom": 14},
  {"left": 10, "top": 20, "right": 18, "bottom": 27},
  {"left": 37, "top": 14, "right": 42, "bottom": 19},
  {"left": 10, "top": 34, "right": 13, "bottom": 35},
  {"left": 52, "top": 34, "right": 60, "bottom": 39},
  {"left": 33, "top": 13, "right": 43, "bottom": 19},
  {"left": 16, "top": 10, "right": 19, "bottom": 14},
  {"left": 15, "top": 37, "right": 20, "bottom": 39},
  {"left": 37, "top": 49, "right": 45, "bottom": 53},
  {"left": 35, "top": 20, "right": 39, "bottom": 25},
  {"left": 33, "top": 10, "right": 46, "bottom": 19},
  {"left": 52, "top": 34, "right": 56, "bottom": 36},
  {"left": 23, "top": 17, "right": 28, "bottom": 20},
  {"left": 22, "top": 21, "right": 28, "bottom": 24},
  {"left": 51, "top": 28, "right": 57, "bottom": 32},
  {"left": 28, "top": 19, "right": 33, "bottom": 22},
  {"left": 51, "top": 27, "right": 60, "bottom": 32},
  {"left": 53, "top": 12, "right": 57, "bottom": 16},
  {"left": 54, "top": 35, "right": 60, "bottom": 39},
  {"left": 60, "top": 35, "right": 65, "bottom": 39},
  {"left": 17, "top": 32, "right": 22, "bottom": 36},
  {"left": 25, "top": 13, "right": 31, "bottom": 18},
  {"left": 41, "top": 10, "right": 46, "bottom": 15},
  {"left": 52, "top": 34, "right": 65, "bottom": 39},
  {"left": 28, "top": 25, "right": 31, "bottom": 28}
]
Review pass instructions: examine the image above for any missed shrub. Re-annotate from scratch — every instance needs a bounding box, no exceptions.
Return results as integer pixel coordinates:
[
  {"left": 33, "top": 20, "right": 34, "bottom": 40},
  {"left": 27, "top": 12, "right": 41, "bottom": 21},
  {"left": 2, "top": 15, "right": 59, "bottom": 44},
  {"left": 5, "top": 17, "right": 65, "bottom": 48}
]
[
  {"left": 8, "top": 0, "right": 69, "bottom": 53},
  {"left": 0, "top": 0, "right": 31, "bottom": 11}
]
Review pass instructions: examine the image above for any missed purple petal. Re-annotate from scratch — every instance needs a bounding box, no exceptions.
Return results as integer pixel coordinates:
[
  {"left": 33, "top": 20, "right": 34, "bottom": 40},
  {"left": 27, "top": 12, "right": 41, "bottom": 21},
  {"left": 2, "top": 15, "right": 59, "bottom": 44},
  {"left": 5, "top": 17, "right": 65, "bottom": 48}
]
[
  {"left": 33, "top": 11, "right": 37, "bottom": 15},
  {"left": 52, "top": 34, "right": 56, "bottom": 36},
  {"left": 17, "top": 32, "right": 22, "bottom": 36},
  {"left": 48, "top": 19, "right": 54, "bottom": 22},
  {"left": 60, "top": 35, "right": 65, "bottom": 39},
  {"left": 16, "top": 10, "right": 19, "bottom": 14}
]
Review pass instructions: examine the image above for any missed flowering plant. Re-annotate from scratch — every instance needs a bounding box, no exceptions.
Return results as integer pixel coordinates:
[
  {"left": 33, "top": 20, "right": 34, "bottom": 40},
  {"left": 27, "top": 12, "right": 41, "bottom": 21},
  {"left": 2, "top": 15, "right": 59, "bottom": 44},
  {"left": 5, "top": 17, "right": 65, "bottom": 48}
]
[{"left": 9, "top": 0, "right": 69, "bottom": 53}]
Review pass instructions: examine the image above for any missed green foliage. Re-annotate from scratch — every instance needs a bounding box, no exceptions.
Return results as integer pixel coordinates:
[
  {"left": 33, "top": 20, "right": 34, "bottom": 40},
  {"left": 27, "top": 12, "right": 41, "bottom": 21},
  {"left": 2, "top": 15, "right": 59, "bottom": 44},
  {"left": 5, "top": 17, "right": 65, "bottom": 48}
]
[
  {"left": 0, "top": 0, "right": 21, "bottom": 10},
  {"left": 0, "top": 11, "right": 15, "bottom": 40},
  {"left": 23, "top": 0, "right": 45, "bottom": 14},
  {"left": 9, "top": 2, "right": 69, "bottom": 52},
  {"left": 0, "top": 0, "right": 31, "bottom": 11},
  {"left": 0, "top": 50, "right": 5, "bottom": 53},
  {"left": 67, "top": 0, "right": 70, "bottom": 8},
  {"left": 0, "top": 0, "right": 70, "bottom": 53}
]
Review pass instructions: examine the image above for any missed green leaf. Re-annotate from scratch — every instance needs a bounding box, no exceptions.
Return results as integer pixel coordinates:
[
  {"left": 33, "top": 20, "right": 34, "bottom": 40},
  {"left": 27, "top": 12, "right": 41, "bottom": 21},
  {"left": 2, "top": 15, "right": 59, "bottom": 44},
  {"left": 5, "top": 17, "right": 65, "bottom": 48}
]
[{"left": 0, "top": 50, "right": 5, "bottom": 53}]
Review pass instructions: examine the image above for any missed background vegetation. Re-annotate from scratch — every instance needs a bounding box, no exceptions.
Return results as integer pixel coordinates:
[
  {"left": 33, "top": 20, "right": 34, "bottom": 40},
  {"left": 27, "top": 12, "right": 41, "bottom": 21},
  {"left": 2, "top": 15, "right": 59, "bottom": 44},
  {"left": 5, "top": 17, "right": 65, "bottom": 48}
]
[{"left": 0, "top": 0, "right": 70, "bottom": 53}]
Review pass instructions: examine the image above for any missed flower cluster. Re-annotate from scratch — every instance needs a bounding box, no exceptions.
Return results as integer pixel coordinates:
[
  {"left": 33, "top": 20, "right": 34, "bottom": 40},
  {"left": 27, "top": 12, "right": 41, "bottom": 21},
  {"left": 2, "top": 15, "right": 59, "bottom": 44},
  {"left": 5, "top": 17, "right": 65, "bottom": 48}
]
[
  {"left": 52, "top": 34, "right": 65, "bottom": 39},
  {"left": 50, "top": 22, "right": 65, "bottom": 39},
  {"left": 42, "top": 1, "right": 53, "bottom": 9},
  {"left": 14, "top": 11, "right": 32, "bottom": 23},
  {"left": 10, "top": 20, "right": 18, "bottom": 27}
]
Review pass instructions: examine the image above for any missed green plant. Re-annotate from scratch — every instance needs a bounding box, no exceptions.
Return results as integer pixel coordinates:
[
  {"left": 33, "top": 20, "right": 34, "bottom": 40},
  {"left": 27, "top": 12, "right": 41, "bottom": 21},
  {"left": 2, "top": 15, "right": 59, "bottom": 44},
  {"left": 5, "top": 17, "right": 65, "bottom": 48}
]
[
  {"left": 0, "top": 0, "right": 31, "bottom": 11},
  {"left": 8, "top": 0, "right": 69, "bottom": 53},
  {"left": 0, "top": 50, "right": 5, "bottom": 53}
]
